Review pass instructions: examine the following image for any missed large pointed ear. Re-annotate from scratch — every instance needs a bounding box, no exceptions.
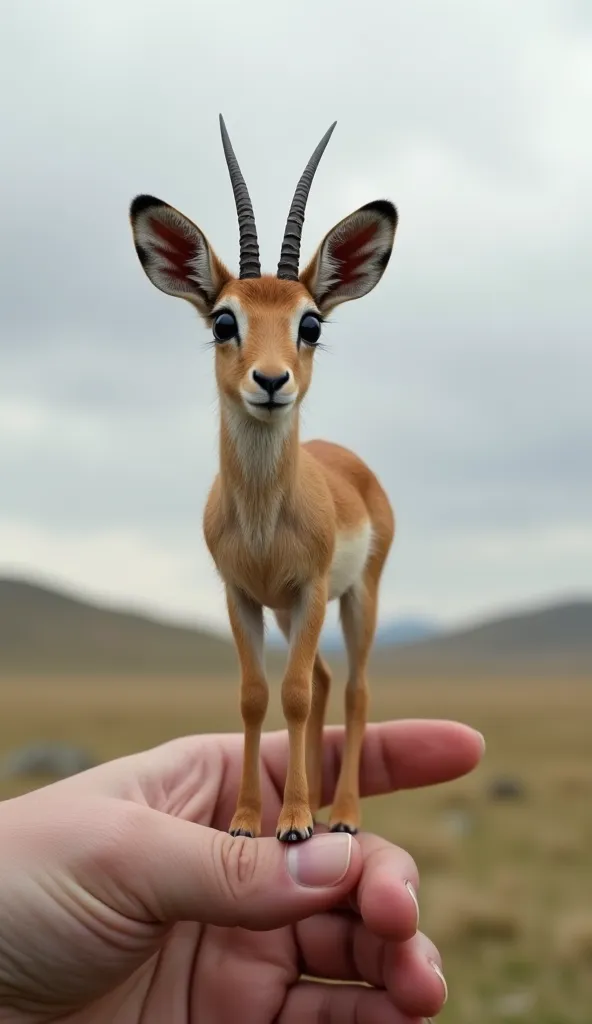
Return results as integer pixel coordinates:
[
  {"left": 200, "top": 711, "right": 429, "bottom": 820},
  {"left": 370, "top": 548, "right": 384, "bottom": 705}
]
[
  {"left": 129, "top": 195, "right": 232, "bottom": 316},
  {"left": 300, "top": 199, "right": 397, "bottom": 314}
]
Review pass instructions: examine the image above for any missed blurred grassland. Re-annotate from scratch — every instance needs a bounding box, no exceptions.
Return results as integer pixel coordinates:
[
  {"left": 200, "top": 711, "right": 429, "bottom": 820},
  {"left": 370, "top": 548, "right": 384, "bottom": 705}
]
[{"left": 0, "top": 669, "right": 591, "bottom": 1024}]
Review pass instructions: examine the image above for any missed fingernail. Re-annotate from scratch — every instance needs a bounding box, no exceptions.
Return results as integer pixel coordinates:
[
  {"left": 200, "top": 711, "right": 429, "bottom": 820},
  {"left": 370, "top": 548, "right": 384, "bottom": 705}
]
[
  {"left": 476, "top": 730, "right": 486, "bottom": 752},
  {"left": 287, "top": 832, "right": 352, "bottom": 888},
  {"left": 405, "top": 879, "right": 420, "bottom": 928},
  {"left": 429, "top": 959, "right": 448, "bottom": 1003}
]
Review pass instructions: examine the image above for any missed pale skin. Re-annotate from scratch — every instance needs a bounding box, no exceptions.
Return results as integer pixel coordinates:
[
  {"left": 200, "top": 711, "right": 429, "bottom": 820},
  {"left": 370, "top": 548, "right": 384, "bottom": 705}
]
[
  {"left": 0, "top": 721, "right": 487, "bottom": 1022},
  {"left": 130, "top": 135, "right": 398, "bottom": 842}
]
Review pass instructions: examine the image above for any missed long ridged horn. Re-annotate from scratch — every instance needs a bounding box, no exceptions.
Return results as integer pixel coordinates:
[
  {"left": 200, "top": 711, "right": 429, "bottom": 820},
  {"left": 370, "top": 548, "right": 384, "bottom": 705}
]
[
  {"left": 219, "top": 114, "right": 261, "bottom": 279},
  {"left": 277, "top": 121, "right": 337, "bottom": 280}
]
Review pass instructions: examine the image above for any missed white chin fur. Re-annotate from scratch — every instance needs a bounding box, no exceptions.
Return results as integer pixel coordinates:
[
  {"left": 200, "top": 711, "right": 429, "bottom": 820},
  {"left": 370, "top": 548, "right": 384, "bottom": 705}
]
[
  {"left": 242, "top": 399, "right": 295, "bottom": 423},
  {"left": 239, "top": 389, "right": 297, "bottom": 423}
]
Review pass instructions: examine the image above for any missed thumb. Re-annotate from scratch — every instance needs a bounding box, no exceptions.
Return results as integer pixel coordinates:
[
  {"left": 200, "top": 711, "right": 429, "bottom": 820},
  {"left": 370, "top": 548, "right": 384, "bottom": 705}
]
[{"left": 119, "top": 808, "right": 361, "bottom": 930}]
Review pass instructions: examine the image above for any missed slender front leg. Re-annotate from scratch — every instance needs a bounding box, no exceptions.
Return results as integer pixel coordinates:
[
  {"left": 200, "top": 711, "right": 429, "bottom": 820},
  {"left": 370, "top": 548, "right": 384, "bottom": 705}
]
[
  {"left": 274, "top": 609, "right": 332, "bottom": 821},
  {"left": 226, "top": 585, "right": 268, "bottom": 839},
  {"left": 276, "top": 578, "right": 328, "bottom": 842}
]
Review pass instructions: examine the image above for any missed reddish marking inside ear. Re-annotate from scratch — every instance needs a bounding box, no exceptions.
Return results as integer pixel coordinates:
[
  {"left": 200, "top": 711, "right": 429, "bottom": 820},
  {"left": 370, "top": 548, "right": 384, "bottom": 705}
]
[
  {"left": 331, "top": 222, "right": 379, "bottom": 284},
  {"left": 150, "top": 217, "right": 200, "bottom": 283}
]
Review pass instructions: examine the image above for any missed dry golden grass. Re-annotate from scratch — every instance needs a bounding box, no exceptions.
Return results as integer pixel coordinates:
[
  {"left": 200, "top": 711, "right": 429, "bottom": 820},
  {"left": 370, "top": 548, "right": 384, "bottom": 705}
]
[{"left": 0, "top": 667, "right": 591, "bottom": 1023}]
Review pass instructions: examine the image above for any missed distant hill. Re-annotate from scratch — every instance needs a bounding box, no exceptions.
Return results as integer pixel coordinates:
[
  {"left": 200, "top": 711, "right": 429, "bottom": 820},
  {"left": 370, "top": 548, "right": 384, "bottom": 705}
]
[
  {"left": 372, "top": 598, "right": 592, "bottom": 678},
  {"left": 375, "top": 616, "right": 440, "bottom": 647},
  {"left": 0, "top": 576, "right": 590, "bottom": 680},
  {"left": 0, "top": 577, "right": 242, "bottom": 679}
]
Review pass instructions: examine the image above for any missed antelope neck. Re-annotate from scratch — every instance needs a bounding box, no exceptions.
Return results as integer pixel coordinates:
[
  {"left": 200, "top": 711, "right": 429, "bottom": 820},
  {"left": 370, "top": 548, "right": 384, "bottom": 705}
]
[{"left": 219, "top": 400, "right": 301, "bottom": 505}]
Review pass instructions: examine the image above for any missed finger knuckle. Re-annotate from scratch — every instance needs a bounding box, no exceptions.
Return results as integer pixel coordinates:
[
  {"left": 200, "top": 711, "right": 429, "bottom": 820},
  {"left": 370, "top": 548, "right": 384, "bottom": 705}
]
[{"left": 214, "top": 832, "right": 260, "bottom": 899}]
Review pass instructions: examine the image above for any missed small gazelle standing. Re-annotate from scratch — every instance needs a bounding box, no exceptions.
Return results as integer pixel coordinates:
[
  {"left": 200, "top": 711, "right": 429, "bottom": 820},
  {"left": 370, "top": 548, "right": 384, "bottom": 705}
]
[{"left": 130, "top": 116, "right": 397, "bottom": 842}]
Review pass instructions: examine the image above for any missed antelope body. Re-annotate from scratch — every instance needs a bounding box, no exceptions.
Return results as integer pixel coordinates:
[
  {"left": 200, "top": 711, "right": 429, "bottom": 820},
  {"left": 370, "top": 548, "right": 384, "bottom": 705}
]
[{"left": 130, "top": 116, "right": 397, "bottom": 842}]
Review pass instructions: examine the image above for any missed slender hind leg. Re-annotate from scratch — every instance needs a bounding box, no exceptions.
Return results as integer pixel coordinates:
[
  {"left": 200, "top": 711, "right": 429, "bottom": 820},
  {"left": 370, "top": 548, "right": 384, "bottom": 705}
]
[
  {"left": 329, "top": 571, "right": 380, "bottom": 834},
  {"left": 306, "top": 652, "right": 332, "bottom": 818},
  {"left": 274, "top": 610, "right": 332, "bottom": 820}
]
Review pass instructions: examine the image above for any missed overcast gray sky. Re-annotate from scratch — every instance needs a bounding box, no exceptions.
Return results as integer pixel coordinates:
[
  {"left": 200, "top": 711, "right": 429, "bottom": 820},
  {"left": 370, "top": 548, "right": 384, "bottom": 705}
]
[{"left": 1, "top": 0, "right": 590, "bottom": 635}]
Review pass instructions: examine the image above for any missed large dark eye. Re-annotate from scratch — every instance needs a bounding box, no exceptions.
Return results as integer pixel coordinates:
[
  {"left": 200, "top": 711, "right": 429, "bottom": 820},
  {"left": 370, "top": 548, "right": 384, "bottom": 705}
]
[
  {"left": 213, "top": 310, "right": 238, "bottom": 343},
  {"left": 299, "top": 313, "right": 322, "bottom": 347}
]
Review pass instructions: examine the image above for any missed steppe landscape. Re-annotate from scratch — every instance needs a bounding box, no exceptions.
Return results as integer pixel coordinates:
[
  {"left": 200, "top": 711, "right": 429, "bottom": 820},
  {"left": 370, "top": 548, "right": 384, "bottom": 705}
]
[{"left": 1, "top": 578, "right": 591, "bottom": 1024}]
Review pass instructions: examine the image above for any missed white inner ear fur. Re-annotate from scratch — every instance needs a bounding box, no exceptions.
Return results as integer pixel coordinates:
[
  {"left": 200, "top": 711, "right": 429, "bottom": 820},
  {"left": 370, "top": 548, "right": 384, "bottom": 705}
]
[
  {"left": 134, "top": 205, "right": 219, "bottom": 303},
  {"left": 313, "top": 208, "right": 394, "bottom": 308}
]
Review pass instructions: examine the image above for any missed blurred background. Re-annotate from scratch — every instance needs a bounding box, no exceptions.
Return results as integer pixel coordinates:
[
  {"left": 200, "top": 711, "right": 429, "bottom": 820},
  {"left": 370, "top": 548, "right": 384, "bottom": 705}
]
[{"left": 0, "top": 2, "right": 591, "bottom": 1020}]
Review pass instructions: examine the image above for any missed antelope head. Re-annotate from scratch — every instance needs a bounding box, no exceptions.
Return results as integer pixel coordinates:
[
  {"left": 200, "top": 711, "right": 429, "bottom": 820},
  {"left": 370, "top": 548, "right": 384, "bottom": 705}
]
[{"left": 129, "top": 116, "right": 398, "bottom": 425}]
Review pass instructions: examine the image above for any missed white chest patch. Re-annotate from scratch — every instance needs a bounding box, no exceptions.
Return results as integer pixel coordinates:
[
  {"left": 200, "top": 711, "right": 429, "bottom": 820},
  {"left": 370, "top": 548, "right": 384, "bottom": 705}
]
[{"left": 328, "top": 521, "right": 373, "bottom": 601}]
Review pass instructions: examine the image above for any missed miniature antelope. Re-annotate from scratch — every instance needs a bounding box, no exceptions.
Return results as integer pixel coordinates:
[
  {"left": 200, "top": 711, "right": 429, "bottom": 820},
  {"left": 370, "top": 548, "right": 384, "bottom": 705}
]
[{"left": 129, "top": 115, "right": 397, "bottom": 842}]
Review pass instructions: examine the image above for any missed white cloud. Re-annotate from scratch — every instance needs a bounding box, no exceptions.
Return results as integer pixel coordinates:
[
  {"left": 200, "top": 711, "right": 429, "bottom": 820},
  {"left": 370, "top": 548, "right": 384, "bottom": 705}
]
[
  {"left": 0, "top": 0, "right": 590, "bottom": 631},
  {"left": 0, "top": 519, "right": 227, "bottom": 632}
]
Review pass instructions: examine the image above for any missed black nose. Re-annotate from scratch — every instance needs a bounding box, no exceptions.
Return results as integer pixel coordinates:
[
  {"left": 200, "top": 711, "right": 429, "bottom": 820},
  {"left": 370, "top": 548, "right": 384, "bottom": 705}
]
[{"left": 252, "top": 370, "right": 290, "bottom": 395}]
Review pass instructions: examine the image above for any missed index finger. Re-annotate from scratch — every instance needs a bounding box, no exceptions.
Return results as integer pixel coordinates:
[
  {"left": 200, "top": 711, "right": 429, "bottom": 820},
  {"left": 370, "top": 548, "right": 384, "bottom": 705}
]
[{"left": 262, "top": 719, "right": 485, "bottom": 803}]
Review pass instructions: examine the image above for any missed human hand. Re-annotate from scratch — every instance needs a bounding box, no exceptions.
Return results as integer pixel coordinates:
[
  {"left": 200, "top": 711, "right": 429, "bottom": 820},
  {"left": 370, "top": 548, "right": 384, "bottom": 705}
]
[{"left": 0, "top": 720, "right": 484, "bottom": 1023}]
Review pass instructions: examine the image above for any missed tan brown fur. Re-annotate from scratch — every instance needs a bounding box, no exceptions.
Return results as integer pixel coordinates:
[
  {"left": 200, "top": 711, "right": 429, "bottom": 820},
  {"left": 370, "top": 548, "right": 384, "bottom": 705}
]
[
  {"left": 129, "top": 181, "right": 398, "bottom": 841},
  {"left": 202, "top": 281, "right": 395, "bottom": 839}
]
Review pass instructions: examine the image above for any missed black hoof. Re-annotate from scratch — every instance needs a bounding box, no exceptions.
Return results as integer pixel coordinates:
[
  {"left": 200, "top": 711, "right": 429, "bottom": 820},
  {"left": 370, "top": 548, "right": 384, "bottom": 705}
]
[
  {"left": 229, "top": 828, "right": 255, "bottom": 838},
  {"left": 276, "top": 825, "right": 314, "bottom": 843},
  {"left": 330, "top": 822, "right": 358, "bottom": 835}
]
